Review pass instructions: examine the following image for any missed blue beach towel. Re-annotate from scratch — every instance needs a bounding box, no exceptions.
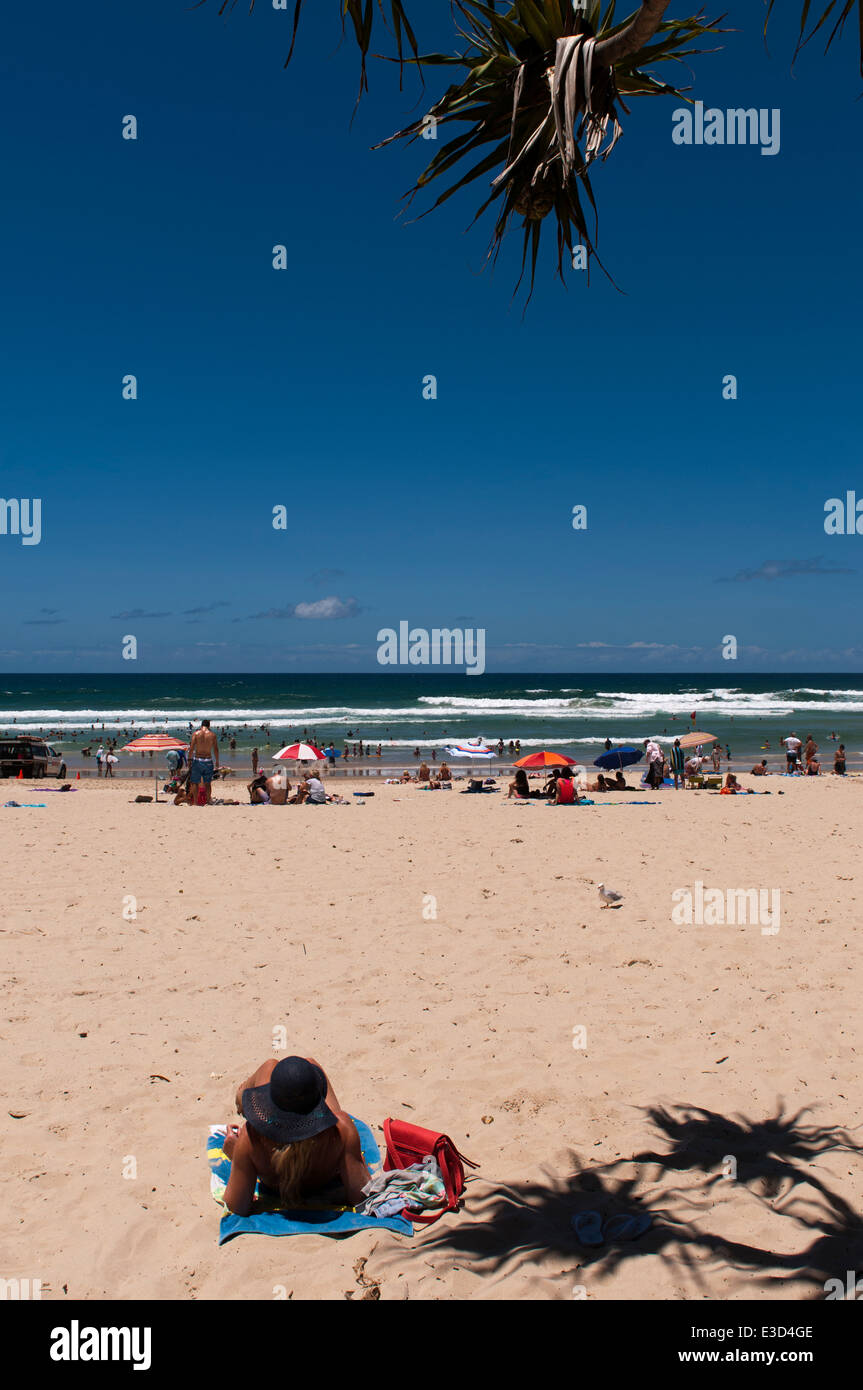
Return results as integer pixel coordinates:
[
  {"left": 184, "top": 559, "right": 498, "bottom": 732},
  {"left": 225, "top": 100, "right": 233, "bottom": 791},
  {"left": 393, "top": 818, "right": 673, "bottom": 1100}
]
[
  {"left": 208, "top": 1118, "right": 413, "bottom": 1243},
  {"left": 595, "top": 800, "right": 657, "bottom": 806}
]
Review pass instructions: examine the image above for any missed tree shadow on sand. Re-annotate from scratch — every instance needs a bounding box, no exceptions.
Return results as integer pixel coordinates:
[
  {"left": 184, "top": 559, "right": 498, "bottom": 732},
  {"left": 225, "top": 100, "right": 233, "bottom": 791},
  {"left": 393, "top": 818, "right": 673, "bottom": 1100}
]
[
  {"left": 375, "top": 1103, "right": 863, "bottom": 1297},
  {"left": 623, "top": 1102, "right": 863, "bottom": 1219}
]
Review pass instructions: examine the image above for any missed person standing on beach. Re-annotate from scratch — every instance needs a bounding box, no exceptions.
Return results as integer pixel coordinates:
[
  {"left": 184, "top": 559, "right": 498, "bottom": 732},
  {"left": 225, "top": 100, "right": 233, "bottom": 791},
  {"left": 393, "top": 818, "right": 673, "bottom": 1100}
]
[
  {"left": 251, "top": 747, "right": 258, "bottom": 774},
  {"left": 783, "top": 732, "right": 802, "bottom": 772},
  {"left": 835, "top": 745, "right": 847, "bottom": 775},
  {"left": 96, "top": 744, "right": 104, "bottom": 777},
  {"left": 804, "top": 734, "right": 818, "bottom": 772},
  {"left": 670, "top": 738, "right": 685, "bottom": 789},
  {"left": 644, "top": 738, "right": 663, "bottom": 789},
  {"left": 189, "top": 719, "right": 220, "bottom": 805}
]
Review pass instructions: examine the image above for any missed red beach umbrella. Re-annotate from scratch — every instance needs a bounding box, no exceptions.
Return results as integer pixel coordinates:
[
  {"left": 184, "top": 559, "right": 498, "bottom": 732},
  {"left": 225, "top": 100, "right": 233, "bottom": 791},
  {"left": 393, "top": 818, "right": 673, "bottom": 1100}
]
[{"left": 514, "top": 750, "right": 576, "bottom": 768}]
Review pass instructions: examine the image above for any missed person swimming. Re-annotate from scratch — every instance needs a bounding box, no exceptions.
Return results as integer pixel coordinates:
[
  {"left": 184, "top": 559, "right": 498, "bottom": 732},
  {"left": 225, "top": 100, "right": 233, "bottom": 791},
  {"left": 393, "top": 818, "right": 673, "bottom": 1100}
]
[{"left": 222, "top": 1056, "right": 370, "bottom": 1215}]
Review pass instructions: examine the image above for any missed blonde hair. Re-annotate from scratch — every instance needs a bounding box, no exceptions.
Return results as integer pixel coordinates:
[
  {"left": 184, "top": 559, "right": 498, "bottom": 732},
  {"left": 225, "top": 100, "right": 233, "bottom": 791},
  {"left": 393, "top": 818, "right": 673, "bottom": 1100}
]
[{"left": 269, "top": 1134, "right": 323, "bottom": 1205}]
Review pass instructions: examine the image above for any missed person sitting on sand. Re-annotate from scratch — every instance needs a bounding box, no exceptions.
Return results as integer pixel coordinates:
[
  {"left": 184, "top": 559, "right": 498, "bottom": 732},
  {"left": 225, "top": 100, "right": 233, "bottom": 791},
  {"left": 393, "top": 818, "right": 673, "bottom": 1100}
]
[
  {"left": 222, "top": 1055, "right": 371, "bottom": 1216},
  {"left": 750, "top": 760, "right": 769, "bottom": 776},
  {"left": 290, "top": 775, "right": 310, "bottom": 805},
  {"left": 807, "top": 756, "right": 821, "bottom": 776},
  {"left": 540, "top": 768, "right": 561, "bottom": 799},
  {"left": 248, "top": 772, "right": 270, "bottom": 804},
  {"left": 722, "top": 772, "right": 747, "bottom": 794},
  {"left": 417, "top": 761, "right": 431, "bottom": 782},
  {"left": 552, "top": 771, "right": 578, "bottom": 805},
  {"left": 173, "top": 772, "right": 195, "bottom": 806},
  {"left": 399, "top": 768, "right": 414, "bottom": 784},
  {"left": 508, "top": 768, "right": 531, "bottom": 799},
  {"left": 438, "top": 762, "right": 451, "bottom": 782},
  {"left": 594, "top": 770, "right": 628, "bottom": 792},
  {"left": 305, "top": 772, "right": 327, "bottom": 805},
  {"left": 266, "top": 769, "right": 290, "bottom": 806}
]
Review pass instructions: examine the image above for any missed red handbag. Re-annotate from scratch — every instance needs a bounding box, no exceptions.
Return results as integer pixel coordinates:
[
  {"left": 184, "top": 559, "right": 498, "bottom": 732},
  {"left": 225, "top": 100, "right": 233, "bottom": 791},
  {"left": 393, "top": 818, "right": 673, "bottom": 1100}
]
[{"left": 383, "top": 1118, "right": 478, "bottom": 1224}]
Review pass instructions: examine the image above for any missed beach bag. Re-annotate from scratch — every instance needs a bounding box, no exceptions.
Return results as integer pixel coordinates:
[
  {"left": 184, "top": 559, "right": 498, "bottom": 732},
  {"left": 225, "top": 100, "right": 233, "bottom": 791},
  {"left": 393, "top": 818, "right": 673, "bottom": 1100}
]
[{"left": 383, "top": 1118, "right": 477, "bottom": 1224}]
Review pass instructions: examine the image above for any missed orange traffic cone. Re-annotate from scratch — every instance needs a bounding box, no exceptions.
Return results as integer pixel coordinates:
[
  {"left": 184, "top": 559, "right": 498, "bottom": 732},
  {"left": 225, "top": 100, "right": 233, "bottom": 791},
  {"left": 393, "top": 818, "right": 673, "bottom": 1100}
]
[
  {"left": 17, "top": 768, "right": 23, "bottom": 779},
  {"left": 76, "top": 771, "right": 80, "bottom": 779}
]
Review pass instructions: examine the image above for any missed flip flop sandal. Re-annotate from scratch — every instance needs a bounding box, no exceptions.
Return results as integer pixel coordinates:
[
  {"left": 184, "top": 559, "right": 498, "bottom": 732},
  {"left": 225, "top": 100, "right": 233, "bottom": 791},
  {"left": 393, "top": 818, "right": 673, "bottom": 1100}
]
[
  {"left": 603, "top": 1212, "right": 652, "bottom": 1243},
  {"left": 572, "top": 1210, "right": 604, "bottom": 1246}
]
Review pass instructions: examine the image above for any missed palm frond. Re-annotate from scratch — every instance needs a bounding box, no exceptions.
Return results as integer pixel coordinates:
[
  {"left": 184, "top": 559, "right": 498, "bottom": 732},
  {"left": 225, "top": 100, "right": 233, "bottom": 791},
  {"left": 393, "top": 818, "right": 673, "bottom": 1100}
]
[
  {"left": 375, "top": 3, "right": 725, "bottom": 301},
  {"left": 764, "top": 0, "right": 863, "bottom": 76},
  {"left": 191, "top": 0, "right": 423, "bottom": 94}
]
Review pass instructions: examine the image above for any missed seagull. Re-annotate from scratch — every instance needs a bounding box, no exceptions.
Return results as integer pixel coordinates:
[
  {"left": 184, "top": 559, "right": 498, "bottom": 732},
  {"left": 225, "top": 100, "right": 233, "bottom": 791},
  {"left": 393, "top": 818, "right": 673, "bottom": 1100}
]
[{"left": 598, "top": 883, "right": 623, "bottom": 909}]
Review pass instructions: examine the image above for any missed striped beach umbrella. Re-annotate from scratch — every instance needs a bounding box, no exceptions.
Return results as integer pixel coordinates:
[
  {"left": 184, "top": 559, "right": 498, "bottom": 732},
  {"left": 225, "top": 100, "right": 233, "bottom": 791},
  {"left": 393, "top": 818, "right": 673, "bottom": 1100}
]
[
  {"left": 120, "top": 734, "right": 189, "bottom": 801},
  {"left": 678, "top": 731, "right": 717, "bottom": 749},
  {"left": 121, "top": 735, "right": 189, "bottom": 753},
  {"left": 273, "top": 742, "right": 325, "bottom": 762}
]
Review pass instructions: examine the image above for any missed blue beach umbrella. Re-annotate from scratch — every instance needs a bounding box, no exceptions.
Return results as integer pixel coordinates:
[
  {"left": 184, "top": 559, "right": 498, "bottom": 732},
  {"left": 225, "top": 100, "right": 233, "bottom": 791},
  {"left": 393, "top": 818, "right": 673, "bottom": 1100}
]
[{"left": 594, "top": 746, "right": 642, "bottom": 771}]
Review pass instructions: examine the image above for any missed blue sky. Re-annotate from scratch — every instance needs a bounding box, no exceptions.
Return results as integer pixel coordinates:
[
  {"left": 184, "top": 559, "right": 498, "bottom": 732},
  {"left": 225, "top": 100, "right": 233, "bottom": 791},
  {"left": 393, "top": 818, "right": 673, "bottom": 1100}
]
[{"left": 0, "top": 0, "right": 861, "bottom": 673}]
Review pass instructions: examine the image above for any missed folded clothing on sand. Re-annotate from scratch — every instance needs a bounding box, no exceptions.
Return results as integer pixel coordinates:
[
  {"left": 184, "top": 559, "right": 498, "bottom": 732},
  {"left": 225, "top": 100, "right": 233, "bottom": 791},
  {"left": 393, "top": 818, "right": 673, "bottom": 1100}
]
[
  {"left": 358, "top": 1157, "right": 447, "bottom": 1219},
  {"left": 207, "top": 1118, "right": 413, "bottom": 1243}
]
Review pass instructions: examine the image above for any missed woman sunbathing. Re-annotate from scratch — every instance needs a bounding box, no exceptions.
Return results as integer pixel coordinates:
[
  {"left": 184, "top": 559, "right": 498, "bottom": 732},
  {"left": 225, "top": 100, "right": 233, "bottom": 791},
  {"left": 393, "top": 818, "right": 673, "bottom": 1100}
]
[
  {"left": 507, "top": 769, "right": 531, "bottom": 799},
  {"left": 721, "top": 773, "right": 753, "bottom": 794},
  {"left": 223, "top": 1055, "right": 371, "bottom": 1215}
]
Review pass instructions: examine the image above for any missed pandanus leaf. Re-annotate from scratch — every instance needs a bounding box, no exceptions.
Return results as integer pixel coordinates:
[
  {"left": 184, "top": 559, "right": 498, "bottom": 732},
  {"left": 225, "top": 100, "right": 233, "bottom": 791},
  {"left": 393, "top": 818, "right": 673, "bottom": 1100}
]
[{"left": 765, "top": 0, "right": 862, "bottom": 76}]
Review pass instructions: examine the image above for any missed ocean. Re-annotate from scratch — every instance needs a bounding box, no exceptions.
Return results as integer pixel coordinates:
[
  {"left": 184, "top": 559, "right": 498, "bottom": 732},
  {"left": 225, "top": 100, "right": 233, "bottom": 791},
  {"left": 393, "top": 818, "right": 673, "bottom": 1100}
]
[{"left": 0, "top": 673, "right": 860, "bottom": 770}]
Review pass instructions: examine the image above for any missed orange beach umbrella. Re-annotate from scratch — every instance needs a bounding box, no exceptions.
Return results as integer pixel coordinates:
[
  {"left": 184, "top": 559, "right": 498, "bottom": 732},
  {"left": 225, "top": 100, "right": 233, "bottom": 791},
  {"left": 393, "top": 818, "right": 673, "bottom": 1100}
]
[{"left": 514, "top": 750, "right": 576, "bottom": 768}]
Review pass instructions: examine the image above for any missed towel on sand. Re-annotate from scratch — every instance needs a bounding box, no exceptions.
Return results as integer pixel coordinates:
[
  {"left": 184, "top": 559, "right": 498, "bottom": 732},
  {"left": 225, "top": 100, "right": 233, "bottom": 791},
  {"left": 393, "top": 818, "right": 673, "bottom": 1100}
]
[{"left": 208, "top": 1118, "right": 413, "bottom": 1243}]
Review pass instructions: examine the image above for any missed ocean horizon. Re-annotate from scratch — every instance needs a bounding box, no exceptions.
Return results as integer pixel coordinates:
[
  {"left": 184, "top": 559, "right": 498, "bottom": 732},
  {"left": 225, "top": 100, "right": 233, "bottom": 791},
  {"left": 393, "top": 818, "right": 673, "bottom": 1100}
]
[{"left": 1, "top": 673, "right": 861, "bottom": 763}]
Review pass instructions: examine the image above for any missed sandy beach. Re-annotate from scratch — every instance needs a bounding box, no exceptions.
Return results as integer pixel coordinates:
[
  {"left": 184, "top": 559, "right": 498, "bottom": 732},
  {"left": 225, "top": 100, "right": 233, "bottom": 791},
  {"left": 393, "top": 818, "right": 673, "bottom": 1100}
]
[{"left": 3, "top": 772, "right": 862, "bottom": 1301}]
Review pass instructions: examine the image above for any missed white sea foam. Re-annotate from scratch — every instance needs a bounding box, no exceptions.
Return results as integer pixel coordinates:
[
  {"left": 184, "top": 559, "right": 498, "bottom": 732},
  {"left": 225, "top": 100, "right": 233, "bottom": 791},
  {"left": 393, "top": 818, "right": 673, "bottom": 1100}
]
[{"left": 3, "top": 685, "right": 863, "bottom": 733}]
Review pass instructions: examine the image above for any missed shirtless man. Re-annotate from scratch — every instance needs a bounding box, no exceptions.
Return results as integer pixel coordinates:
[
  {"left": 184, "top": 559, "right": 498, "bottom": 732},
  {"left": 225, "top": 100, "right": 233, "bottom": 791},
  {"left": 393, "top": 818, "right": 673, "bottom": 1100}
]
[
  {"left": 222, "top": 1055, "right": 370, "bottom": 1215},
  {"left": 188, "top": 719, "right": 219, "bottom": 804}
]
